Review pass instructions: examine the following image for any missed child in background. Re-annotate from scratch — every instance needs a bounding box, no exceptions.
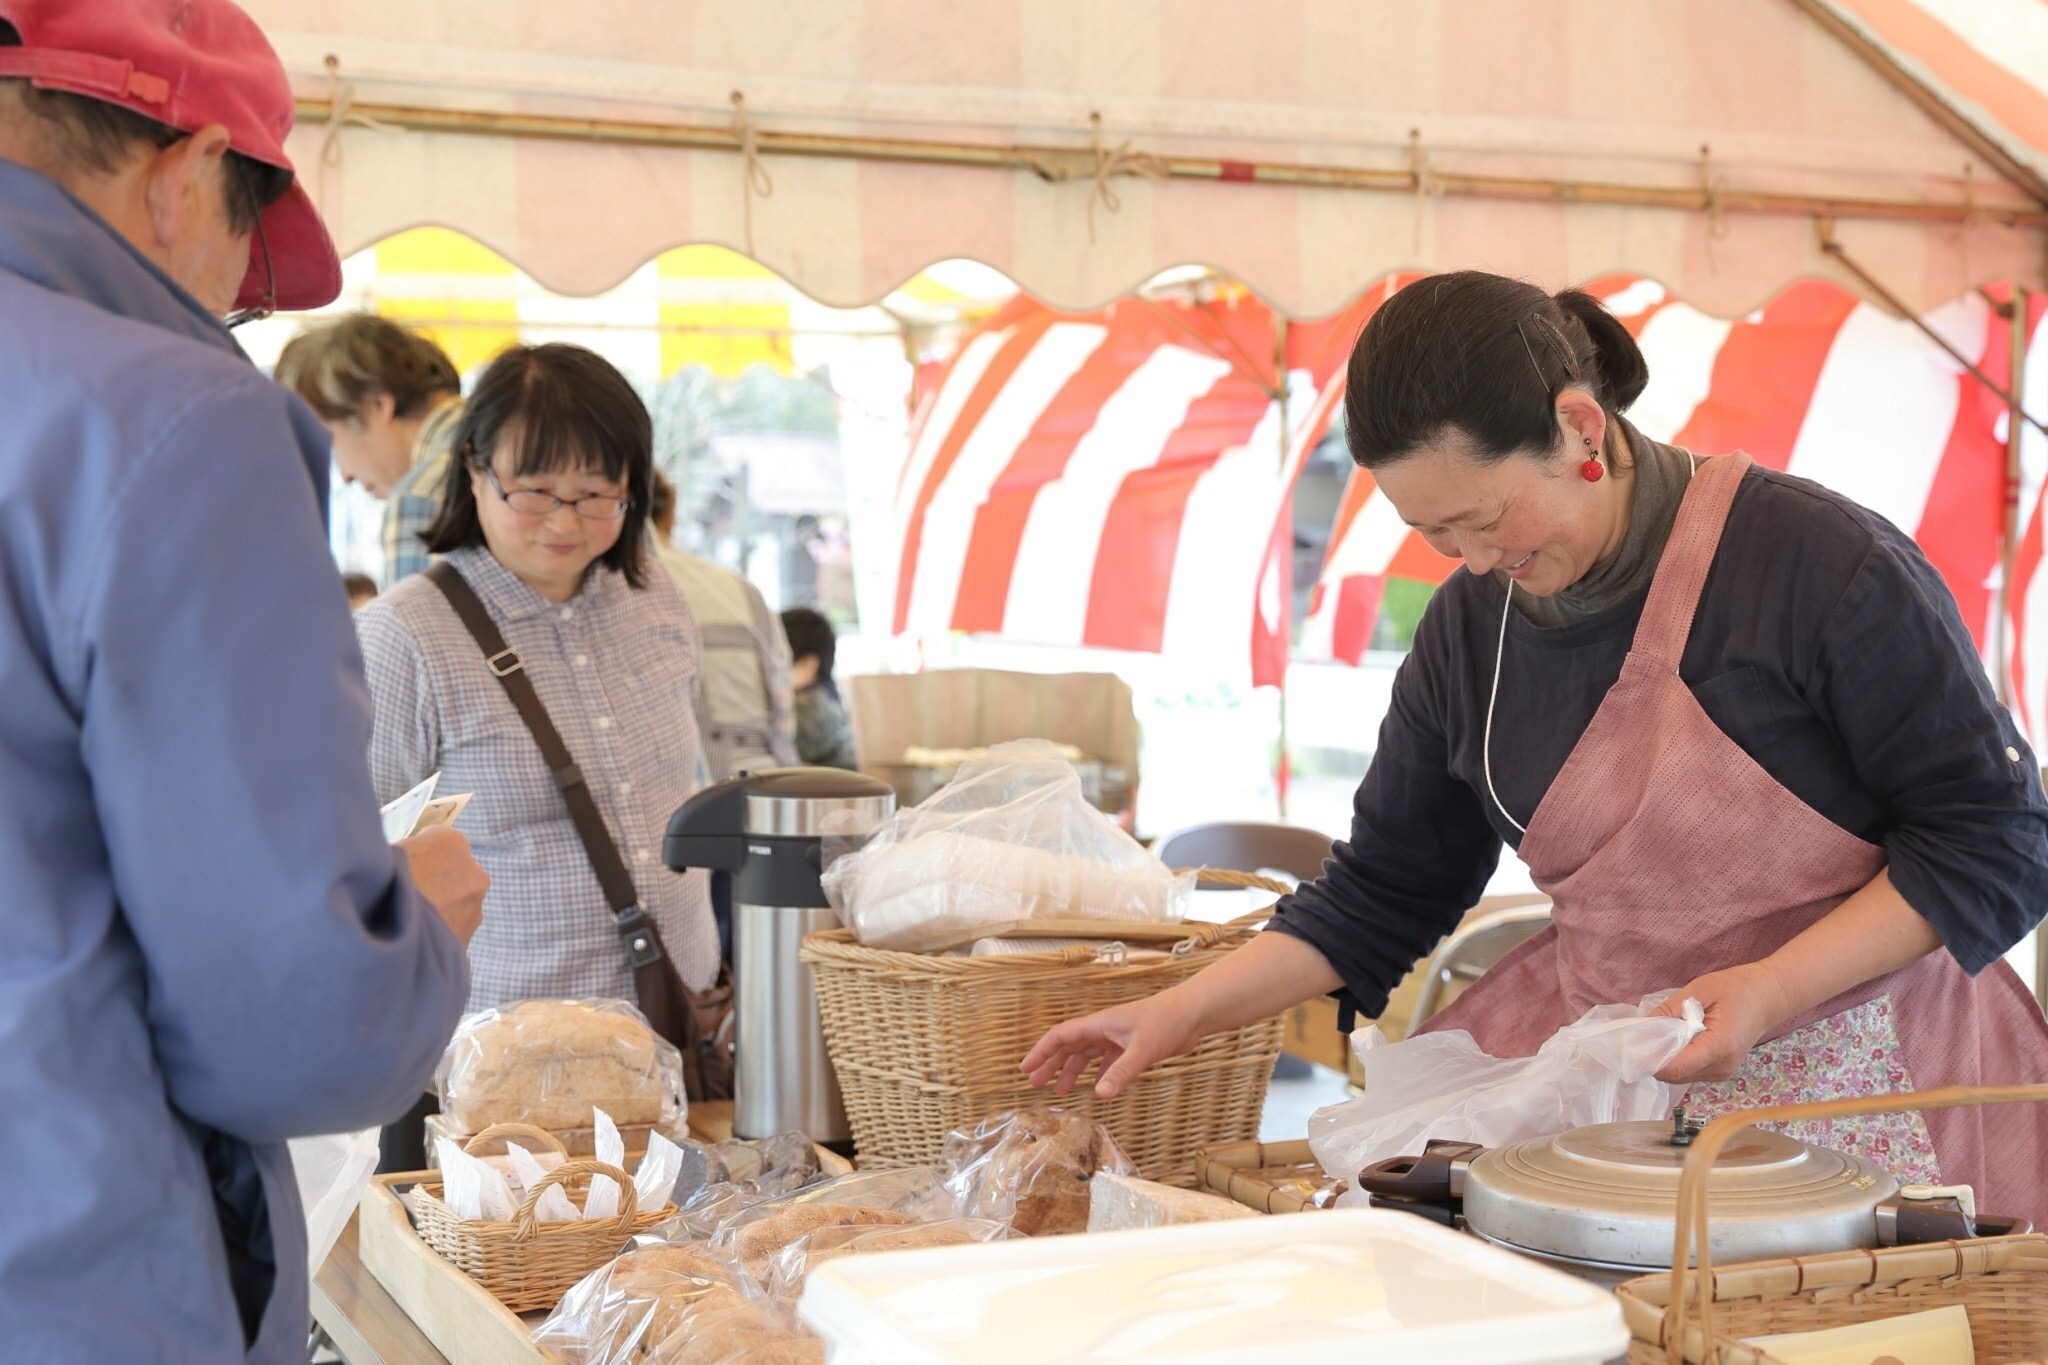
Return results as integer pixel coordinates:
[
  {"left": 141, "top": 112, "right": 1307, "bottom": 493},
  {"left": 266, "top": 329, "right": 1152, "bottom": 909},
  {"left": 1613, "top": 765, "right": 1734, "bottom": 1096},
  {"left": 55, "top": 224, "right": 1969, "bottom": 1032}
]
[{"left": 780, "top": 607, "right": 858, "bottom": 770}]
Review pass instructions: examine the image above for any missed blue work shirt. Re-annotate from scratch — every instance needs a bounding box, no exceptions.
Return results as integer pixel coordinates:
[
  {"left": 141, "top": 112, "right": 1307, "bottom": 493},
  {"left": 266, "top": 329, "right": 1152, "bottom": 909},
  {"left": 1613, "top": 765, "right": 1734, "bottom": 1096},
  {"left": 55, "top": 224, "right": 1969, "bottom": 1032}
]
[{"left": 0, "top": 159, "right": 469, "bottom": 1361}]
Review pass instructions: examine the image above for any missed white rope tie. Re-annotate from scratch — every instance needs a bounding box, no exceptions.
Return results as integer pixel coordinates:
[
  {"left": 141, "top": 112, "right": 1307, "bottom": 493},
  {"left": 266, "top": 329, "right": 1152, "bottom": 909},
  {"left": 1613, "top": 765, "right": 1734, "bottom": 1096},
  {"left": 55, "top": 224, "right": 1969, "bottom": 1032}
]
[
  {"left": 1086, "top": 111, "right": 1167, "bottom": 244},
  {"left": 317, "top": 55, "right": 400, "bottom": 209},
  {"left": 730, "top": 91, "right": 776, "bottom": 258},
  {"left": 1482, "top": 579, "right": 1526, "bottom": 835}
]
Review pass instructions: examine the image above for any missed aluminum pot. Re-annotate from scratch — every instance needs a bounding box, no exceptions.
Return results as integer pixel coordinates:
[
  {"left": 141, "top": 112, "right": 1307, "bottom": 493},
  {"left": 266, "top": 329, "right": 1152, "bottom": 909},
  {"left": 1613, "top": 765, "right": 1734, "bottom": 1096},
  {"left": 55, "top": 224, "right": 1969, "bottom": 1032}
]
[{"left": 1356, "top": 1109, "right": 2029, "bottom": 1285}]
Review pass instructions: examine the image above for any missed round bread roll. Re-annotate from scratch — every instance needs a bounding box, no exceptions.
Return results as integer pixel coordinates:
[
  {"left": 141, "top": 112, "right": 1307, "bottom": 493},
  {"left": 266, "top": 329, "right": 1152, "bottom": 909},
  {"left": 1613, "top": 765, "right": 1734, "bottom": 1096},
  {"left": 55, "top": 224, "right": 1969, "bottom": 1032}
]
[
  {"left": 730, "top": 1204, "right": 917, "bottom": 1280},
  {"left": 445, "top": 1000, "right": 667, "bottom": 1132}
]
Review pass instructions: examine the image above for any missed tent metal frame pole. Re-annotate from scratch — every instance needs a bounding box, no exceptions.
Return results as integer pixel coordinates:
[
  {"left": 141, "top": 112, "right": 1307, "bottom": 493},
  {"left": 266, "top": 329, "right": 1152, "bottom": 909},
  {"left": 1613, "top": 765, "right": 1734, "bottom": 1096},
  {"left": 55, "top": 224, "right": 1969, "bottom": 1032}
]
[
  {"left": 297, "top": 99, "right": 2048, "bottom": 233},
  {"left": 2002, "top": 286, "right": 2031, "bottom": 707},
  {"left": 1784, "top": 0, "right": 2048, "bottom": 208},
  {"left": 1819, "top": 223, "right": 2048, "bottom": 444},
  {"left": 1274, "top": 316, "right": 1291, "bottom": 822}
]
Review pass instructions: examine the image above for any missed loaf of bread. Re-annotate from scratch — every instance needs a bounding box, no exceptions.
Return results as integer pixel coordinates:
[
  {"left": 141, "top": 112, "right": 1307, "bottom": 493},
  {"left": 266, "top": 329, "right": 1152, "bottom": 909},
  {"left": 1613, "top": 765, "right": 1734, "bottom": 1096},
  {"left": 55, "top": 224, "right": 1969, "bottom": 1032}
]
[
  {"left": 762, "top": 1218, "right": 1005, "bottom": 1299},
  {"left": 1085, "top": 1172, "right": 1257, "bottom": 1231},
  {"left": 948, "top": 1108, "right": 1131, "bottom": 1236},
  {"left": 730, "top": 1204, "right": 919, "bottom": 1281},
  {"left": 533, "top": 1243, "right": 746, "bottom": 1364},
  {"left": 440, "top": 999, "right": 678, "bottom": 1133},
  {"left": 646, "top": 1295, "right": 824, "bottom": 1365}
]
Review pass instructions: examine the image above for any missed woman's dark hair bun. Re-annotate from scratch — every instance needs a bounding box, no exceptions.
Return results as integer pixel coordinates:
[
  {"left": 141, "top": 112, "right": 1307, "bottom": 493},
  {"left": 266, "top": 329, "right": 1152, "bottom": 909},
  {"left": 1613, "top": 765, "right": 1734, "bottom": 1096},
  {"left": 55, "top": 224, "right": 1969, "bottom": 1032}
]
[
  {"left": 1342, "top": 271, "right": 1652, "bottom": 471},
  {"left": 1553, "top": 288, "right": 1649, "bottom": 412}
]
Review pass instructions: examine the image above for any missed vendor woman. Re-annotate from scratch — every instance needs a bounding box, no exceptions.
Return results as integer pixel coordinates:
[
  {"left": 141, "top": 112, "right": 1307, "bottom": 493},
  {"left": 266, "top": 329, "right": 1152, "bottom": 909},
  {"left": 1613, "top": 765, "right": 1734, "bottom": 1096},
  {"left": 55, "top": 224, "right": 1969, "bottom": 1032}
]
[{"left": 1027, "top": 270, "right": 2048, "bottom": 1224}]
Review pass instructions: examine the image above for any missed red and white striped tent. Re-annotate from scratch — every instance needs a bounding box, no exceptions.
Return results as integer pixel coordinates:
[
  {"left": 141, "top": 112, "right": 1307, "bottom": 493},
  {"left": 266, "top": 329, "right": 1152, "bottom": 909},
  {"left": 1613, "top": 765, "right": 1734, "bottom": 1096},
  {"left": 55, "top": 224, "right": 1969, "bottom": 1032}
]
[{"left": 890, "top": 276, "right": 2048, "bottom": 739}]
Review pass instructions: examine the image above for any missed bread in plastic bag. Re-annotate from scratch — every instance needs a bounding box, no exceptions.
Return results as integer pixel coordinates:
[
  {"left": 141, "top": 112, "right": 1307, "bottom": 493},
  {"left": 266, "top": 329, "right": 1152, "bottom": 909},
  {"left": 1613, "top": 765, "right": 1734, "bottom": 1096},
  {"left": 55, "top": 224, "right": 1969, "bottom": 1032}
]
[
  {"left": 758, "top": 1217, "right": 1010, "bottom": 1300},
  {"left": 1308, "top": 993, "right": 1705, "bottom": 1202},
  {"left": 533, "top": 1243, "right": 749, "bottom": 1364},
  {"left": 1084, "top": 1172, "right": 1256, "bottom": 1231},
  {"left": 942, "top": 1107, "right": 1134, "bottom": 1236},
  {"left": 436, "top": 998, "right": 685, "bottom": 1134},
  {"left": 643, "top": 1294, "right": 822, "bottom": 1364},
  {"left": 821, "top": 739, "right": 1191, "bottom": 950}
]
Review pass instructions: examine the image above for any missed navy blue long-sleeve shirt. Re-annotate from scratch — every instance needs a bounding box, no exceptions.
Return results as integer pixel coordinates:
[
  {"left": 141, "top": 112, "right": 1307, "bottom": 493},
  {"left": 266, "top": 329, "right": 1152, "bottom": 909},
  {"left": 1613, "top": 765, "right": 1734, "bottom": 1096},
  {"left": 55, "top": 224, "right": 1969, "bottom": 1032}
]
[{"left": 1270, "top": 463, "right": 2048, "bottom": 1016}]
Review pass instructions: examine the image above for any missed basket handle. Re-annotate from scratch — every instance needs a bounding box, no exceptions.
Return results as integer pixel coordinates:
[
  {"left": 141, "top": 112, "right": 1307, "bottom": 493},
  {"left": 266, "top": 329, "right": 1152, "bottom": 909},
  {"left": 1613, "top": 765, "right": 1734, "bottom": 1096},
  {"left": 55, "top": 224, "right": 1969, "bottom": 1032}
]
[
  {"left": 1167, "top": 868, "right": 1291, "bottom": 952},
  {"left": 512, "top": 1157, "right": 639, "bottom": 1242},
  {"left": 1661, "top": 1083, "right": 2048, "bottom": 1365},
  {"left": 462, "top": 1122, "right": 570, "bottom": 1157}
]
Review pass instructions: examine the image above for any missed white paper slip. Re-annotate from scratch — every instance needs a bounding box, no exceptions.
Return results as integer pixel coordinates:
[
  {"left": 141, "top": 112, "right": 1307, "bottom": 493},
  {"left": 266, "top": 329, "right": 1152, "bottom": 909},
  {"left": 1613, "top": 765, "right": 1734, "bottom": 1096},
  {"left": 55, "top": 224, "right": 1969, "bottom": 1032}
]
[
  {"left": 410, "top": 792, "right": 472, "bottom": 834},
  {"left": 379, "top": 774, "right": 439, "bottom": 843}
]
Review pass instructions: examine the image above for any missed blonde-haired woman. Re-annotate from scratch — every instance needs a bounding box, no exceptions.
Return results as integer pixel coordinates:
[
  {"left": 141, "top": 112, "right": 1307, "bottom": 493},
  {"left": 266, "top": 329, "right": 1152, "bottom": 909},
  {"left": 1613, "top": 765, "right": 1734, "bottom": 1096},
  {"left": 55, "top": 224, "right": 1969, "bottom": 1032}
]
[{"left": 276, "top": 313, "right": 462, "bottom": 585}]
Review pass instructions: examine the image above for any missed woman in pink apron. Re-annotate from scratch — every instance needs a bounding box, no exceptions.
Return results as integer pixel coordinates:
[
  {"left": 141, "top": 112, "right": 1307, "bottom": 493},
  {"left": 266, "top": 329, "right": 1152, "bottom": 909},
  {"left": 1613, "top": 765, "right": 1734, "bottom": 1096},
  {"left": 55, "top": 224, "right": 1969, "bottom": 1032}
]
[{"left": 1025, "top": 270, "right": 2048, "bottom": 1225}]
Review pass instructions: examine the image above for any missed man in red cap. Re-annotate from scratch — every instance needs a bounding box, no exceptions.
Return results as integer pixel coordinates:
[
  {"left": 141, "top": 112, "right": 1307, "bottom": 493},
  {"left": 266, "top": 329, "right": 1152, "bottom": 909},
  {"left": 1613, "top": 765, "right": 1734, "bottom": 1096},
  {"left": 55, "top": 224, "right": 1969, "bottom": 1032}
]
[{"left": 0, "top": 3, "right": 487, "bottom": 1360}]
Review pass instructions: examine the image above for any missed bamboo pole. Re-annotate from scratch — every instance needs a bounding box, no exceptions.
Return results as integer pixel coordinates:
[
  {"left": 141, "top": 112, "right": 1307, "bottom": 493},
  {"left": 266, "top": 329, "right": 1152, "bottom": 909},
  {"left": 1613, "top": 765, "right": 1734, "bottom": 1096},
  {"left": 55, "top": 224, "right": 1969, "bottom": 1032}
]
[
  {"left": 2003, "top": 286, "right": 2031, "bottom": 705},
  {"left": 296, "top": 98, "right": 2048, "bottom": 233}
]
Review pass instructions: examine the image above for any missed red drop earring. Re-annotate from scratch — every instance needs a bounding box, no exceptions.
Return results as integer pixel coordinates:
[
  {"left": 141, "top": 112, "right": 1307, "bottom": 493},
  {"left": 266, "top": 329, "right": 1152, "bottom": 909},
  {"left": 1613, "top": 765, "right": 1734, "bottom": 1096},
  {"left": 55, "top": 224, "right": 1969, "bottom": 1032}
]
[{"left": 1580, "top": 436, "right": 1604, "bottom": 482}]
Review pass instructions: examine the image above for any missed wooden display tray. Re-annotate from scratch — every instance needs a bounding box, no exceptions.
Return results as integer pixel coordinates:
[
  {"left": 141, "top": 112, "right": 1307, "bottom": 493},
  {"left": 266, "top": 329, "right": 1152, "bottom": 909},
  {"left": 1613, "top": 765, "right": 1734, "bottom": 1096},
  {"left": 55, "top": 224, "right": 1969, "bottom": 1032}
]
[{"left": 324, "top": 1101, "right": 850, "bottom": 1365}]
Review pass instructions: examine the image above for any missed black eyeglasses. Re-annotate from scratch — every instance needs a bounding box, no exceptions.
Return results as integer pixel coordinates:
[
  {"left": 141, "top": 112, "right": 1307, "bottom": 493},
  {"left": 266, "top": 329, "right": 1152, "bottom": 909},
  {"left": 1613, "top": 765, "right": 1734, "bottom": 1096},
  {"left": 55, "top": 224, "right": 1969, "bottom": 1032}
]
[
  {"left": 477, "top": 461, "right": 632, "bottom": 520},
  {"left": 223, "top": 216, "right": 274, "bottom": 330}
]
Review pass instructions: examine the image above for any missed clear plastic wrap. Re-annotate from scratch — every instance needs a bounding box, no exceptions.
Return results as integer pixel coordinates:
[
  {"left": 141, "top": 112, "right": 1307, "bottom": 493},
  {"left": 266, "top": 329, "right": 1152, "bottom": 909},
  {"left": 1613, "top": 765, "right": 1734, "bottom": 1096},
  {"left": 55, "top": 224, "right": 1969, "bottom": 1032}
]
[
  {"left": 758, "top": 1217, "right": 1010, "bottom": 1300},
  {"left": 641, "top": 1294, "right": 822, "bottom": 1364},
  {"left": 532, "top": 1242, "right": 748, "bottom": 1364},
  {"left": 1310, "top": 994, "right": 1706, "bottom": 1201},
  {"left": 942, "top": 1108, "right": 1134, "bottom": 1236},
  {"left": 435, "top": 998, "right": 686, "bottom": 1134},
  {"left": 289, "top": 1127, "right": 382, "bottom": 1274},
  {"left": 1084, "top": 1172, "right": 1256, "bottom": 1231},
  {"left": 821, "top": 739, "right": 1191, "bottom": 950}
]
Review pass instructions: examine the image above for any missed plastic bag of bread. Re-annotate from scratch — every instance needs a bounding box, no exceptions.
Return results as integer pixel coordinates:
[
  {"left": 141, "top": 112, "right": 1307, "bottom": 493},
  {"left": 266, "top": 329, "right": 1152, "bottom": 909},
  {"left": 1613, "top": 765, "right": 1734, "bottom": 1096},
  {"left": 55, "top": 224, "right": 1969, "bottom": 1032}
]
[
  {"left": 942, "top": 1107, "right": 1133, "bottom": 1236},
  {"left": 532, "top": 1242, "right": 748, "bottom": 1364},
  {"left": 642, "top": 1294, "right": 822, "bottom": 1365},
  {"left": 657, "top": 1166, "right": 950, "bottom": 1248},
  {"left": 821, "top": 740, "right": 1193, "bottom": 950},
  {"left": 436, "top": 998, "right": 685, "bottom": 1134},
  {"left": 758, "top": 1217, "right": 1010, "bottom": 1300}
]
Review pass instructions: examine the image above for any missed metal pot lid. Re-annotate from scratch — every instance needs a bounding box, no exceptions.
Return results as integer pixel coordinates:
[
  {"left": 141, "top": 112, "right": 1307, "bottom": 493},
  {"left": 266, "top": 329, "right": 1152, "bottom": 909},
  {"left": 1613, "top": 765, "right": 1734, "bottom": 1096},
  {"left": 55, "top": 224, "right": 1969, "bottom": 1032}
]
[
  {"left": 741, "top": 768, "right": 895, "bottom": 837},
  {"left": 1462, "top": 1120, "right": 1899, "bottom": 1269}
]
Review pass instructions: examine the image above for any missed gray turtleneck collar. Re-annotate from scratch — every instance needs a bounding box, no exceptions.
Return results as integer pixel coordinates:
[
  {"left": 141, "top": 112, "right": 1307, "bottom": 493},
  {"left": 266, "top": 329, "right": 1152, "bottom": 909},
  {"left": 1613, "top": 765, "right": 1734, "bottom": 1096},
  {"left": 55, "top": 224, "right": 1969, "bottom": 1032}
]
[{"left": 1506, "top": 418, "right": 1697, "bottom": 628}]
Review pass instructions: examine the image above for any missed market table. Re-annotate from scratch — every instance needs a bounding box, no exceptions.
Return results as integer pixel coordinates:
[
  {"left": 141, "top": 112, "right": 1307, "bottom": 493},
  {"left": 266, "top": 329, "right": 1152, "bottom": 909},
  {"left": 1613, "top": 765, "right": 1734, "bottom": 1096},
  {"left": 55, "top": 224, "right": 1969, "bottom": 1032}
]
[{"left": 310, "top": 1101, "right": 749, "bottom": 1364}]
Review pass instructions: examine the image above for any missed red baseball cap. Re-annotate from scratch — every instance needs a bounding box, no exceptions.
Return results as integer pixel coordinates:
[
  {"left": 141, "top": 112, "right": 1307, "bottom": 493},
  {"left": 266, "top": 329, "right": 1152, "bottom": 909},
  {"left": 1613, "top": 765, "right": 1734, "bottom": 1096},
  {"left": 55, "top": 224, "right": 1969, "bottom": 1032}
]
[{"left": 0, "top": 0, "right": 342, "bottom": 313}]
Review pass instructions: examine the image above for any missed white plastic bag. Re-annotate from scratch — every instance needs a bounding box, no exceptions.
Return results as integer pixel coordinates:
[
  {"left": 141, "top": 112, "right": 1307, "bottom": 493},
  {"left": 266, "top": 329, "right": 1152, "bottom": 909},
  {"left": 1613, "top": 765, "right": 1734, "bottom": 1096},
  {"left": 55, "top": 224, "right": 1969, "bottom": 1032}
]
[
  {"left": 1309, "top": 993, "right": 1705, "bottom": 1201},
  {"left": 290, "top": 1128, "right": 381, "bottom": 1276},
  {"left": 822, "top": 739, "right": 1191, "bottom": 950}
]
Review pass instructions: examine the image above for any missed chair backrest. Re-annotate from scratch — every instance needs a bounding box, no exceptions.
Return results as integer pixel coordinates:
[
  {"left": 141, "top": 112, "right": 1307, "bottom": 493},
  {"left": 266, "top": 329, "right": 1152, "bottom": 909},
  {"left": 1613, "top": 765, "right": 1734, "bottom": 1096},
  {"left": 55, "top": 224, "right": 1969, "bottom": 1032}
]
[
  {"left": 1404, "top": 901, "right": 1552, "bottom": 1039},
  {"left": 1154, "top": 821, "right": 1335, "bottom": 883}
]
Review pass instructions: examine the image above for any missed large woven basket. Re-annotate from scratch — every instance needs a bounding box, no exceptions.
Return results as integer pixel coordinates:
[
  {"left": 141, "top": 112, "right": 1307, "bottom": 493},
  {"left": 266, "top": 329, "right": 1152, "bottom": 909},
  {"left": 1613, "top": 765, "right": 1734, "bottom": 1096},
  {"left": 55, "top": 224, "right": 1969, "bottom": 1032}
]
[
  {"left": 801, "top": 875, "right": 1287, "bottom": 1189},
  {"left": 410, "top": 1138, "right": 667, "bottom": 1313},
  {"left": 1615, "top": 1085, "right": 2048, "bottom": 1364}
]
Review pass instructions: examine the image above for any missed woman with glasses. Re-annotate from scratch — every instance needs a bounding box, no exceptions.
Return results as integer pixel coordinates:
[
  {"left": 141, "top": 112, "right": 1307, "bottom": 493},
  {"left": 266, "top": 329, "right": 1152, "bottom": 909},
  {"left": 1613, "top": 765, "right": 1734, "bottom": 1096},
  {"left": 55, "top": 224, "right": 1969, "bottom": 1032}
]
[{"left": 355, "top": 344, "right": 718, "bottom": 1032}]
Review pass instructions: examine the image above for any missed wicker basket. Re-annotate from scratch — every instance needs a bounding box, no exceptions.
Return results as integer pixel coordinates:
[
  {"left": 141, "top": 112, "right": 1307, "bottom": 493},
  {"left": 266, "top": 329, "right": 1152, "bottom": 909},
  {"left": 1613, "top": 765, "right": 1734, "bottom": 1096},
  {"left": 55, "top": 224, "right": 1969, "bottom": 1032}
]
[
  {"left": 1615, "top": 1084, "right": 2048, "bottom": 1364},
  {"left": 800, "top": 872, "right": 1288, "bottom": 1188},
  {"left": 1193, "top": 1138, "right": 1347, "bottom": 1213},
  {"left": 410, "top": 1143, "right": 666, "bottom": 1313}
]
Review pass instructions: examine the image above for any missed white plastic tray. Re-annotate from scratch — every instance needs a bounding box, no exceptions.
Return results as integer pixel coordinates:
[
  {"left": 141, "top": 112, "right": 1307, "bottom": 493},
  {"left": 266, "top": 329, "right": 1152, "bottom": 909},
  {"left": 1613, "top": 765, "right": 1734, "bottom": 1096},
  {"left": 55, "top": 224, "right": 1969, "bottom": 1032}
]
[{"left": 797, "top": 1208, "right": 1627, "bottom": 1365}]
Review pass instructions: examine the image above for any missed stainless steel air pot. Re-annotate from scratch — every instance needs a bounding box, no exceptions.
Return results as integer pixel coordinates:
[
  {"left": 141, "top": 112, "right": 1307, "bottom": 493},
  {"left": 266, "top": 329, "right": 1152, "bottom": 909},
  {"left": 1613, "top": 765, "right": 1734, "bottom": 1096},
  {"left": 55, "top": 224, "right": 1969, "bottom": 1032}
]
[{"left": 664, "top": 767, "right": 894, "bottom": 1141}]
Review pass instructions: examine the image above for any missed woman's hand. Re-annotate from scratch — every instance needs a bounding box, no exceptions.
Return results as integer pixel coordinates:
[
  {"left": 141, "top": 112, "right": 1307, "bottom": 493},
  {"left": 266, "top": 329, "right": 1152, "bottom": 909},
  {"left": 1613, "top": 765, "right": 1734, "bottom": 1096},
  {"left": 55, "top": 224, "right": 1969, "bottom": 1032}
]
[
  {"left": 1649, "top": 961, "right": 1792, "bottom": 1084},
  {"left": 1021, "top": 990, "right": 1206, "bottom": 1100},
  {"left": 398, "top": 824, "right": 489, "bottom": 948}
]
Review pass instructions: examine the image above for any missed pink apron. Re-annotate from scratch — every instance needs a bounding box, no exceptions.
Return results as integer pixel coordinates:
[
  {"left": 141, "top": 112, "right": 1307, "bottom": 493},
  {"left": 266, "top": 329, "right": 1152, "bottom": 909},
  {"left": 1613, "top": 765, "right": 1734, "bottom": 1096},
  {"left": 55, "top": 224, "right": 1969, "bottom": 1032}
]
[{"left": 1422, "top": 452, "right": 2048, "bottom": 1226}]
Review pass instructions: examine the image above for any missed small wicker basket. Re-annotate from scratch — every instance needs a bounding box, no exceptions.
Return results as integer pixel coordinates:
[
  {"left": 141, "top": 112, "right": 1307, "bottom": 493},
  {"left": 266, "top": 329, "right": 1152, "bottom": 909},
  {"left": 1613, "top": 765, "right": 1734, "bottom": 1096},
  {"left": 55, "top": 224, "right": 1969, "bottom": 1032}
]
[
  {"left": 410, "top": 1126, "right": 668, "bottom": 1313},
  {"left": 1615, "top": 1084, "right": 2048, "bottom": 1364},
  {"left": 801, "top": 871, "right": 1289, "bottom": 1188}
]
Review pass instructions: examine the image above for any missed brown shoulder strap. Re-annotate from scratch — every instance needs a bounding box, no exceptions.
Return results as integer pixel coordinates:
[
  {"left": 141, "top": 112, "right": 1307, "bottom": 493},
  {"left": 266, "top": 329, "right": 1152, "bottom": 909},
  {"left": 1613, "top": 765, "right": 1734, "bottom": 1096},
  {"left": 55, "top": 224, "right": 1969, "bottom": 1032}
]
[{"left": 425, "top": 562, "right": 661, "bottom": 969}]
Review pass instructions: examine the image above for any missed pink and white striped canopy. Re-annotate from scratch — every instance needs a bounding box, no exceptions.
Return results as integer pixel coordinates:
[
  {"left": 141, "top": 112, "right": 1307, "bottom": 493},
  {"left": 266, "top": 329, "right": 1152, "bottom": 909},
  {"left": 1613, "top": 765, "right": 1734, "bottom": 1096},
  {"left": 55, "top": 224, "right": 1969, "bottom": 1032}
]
[
  {"left": 244, "top": 0, "right": 2044, "bottom": 317},
  {"left": 1304, "top": 276, "right": 2048, "bottom": 741}
]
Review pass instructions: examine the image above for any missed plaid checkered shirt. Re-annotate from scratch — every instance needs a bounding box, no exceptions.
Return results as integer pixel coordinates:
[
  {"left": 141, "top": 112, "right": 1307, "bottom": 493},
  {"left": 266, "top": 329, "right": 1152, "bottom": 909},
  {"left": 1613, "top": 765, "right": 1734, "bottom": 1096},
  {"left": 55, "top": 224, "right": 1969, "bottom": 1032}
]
[{"left": 356, "top": 545, "right": 719, "bottom": 1013}]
